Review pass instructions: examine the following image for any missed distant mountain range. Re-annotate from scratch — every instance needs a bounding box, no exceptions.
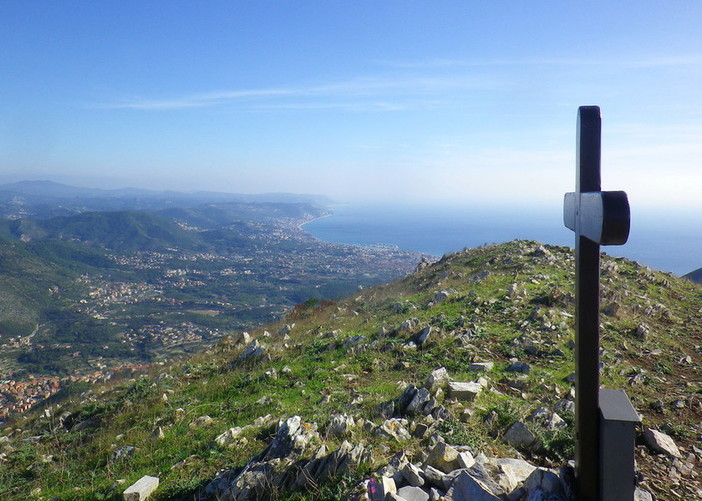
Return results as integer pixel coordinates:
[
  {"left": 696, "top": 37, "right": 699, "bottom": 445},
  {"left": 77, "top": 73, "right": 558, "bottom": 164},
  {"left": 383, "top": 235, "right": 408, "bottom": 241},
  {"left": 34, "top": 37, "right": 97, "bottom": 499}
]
[{"left": 0, "top": 180, "right": 334, "bottom": 219}]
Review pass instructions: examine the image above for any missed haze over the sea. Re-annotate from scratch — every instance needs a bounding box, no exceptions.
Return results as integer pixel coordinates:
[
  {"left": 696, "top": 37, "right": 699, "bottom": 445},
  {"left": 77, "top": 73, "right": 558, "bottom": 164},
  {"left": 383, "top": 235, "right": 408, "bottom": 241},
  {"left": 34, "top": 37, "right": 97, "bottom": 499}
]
[{"left": 303, "top": 203, "right": 702, "bottom": 277}]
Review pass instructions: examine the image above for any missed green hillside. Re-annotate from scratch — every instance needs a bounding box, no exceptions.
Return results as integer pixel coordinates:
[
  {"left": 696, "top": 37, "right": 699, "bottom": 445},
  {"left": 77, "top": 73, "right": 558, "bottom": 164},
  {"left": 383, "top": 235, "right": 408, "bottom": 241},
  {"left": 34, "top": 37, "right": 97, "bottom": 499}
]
[
  {"left": 0, "top": 241, "right": 699, "bottom": 500},
  {"left": 0, "top": 205, "right": 422, "bottom": 378},
  {"left": 3, "top": 211, "right": 205, "bottom": 253}
]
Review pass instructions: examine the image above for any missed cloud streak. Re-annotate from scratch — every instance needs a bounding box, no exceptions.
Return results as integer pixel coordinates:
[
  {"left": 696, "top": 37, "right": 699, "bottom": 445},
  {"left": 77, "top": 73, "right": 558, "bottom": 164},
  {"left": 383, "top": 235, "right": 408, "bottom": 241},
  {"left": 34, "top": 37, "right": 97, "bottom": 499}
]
[{"left": 98, "top": 74, "right": 500, "bottom": 111}]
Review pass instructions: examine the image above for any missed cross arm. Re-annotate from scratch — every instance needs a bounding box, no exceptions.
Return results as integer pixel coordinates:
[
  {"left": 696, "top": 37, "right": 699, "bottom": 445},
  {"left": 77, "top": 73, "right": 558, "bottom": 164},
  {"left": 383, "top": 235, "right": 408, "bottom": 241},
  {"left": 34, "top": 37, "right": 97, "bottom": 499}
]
[{"left": 563, "top": 191, "right": 630, "bottom": 245}]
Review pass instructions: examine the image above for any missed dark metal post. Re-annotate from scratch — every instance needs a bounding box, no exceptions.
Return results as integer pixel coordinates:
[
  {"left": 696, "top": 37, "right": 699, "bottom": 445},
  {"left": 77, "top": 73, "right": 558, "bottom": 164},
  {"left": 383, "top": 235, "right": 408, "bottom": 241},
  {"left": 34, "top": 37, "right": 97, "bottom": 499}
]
[
  {"left": 599, "top": 389, "right": 640, "bottom": 501},
  {"left": 575, "top": 106, "right": 602, "bottom": 501},
  {"left": 564, "top": 106, "right": 631, "bottom": 501}
]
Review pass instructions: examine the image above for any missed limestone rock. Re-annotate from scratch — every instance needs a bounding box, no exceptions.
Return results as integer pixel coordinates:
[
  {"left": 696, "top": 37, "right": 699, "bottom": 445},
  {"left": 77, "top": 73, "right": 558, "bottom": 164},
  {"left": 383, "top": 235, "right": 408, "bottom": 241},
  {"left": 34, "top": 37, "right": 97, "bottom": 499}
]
[
  {"left": 634, "top": 487, "right": 654, "bottom": 501},
  {"left": 369, "top": 476, "right": 397, "bottom": 500},
  {"left": 406, "top": 388, "right": 432, "bottom": 416},
  {"left": 110, "top": 446, "right": 136, "bottom": 463},
  {"left": 150, "top": 426, "right": 165, "bottom": 440},
  {"left": 381, "top": 419, "right": 412, "bottom": 442},
  {"left": 327, "top": 413, "right": 355, "bottom": 437},
  {"left": 469, "top": 362, "right": 494, "bottom": 373},
  {"left": 445, "top": 471, "right": 501, "bottom": 501},
  {"left": 643, "top": 427, "right": 681, "bottom": 458},
  {"left": 343, "top": 335, "right": 367, "bottom": 350},
  {"left": 523, "top": 468, "right": 566, "bottom": 500},
  {"left": 398, "top": 485, "right": 430, "bottom": 501},
  {"left": 457, "top": 450, "right": 475, "bottom": 469},
  {"left": 495, "top": 457, "right": 536, "bottom": 484},
  {"left": 417, "top": 326, "right": 433, "bottom": 346},
  {"left": 265, "top": 416, "right": 318, "bottom": 459},
  {"left": 401, "top": 462, "right": 425, "bottom": 487},
  {"left": 448, "top": 381, "right": 483, "bottom": 401},
  {"left": 234, "top": 340, "right": 269, "bottom": 365},
  {"left": 425, "top": 367, "right": 451, "bottom": 394},
  {"left": 421, "top": 464, "right": 452, "bottom": 490},
  {"left": 433, "top": 289, "right": 456, "bottom": 303},
  {"left": 123, "top": 475, "right": 159, "bottom": 501},
  {"left": 504, "top": 422, "right": 539, "bottom": 449},
  {"left": 506, "top": 361, "right": 531, "bottom": 374},
  {"left": 398, "top": 385, "right": 418, "bottom": 414},
  {"left": 425, "top": 442, "right": 461, "bottom": 473},
  {"left": 215, "top": 426, "right": 243, "bottom": 446},
  {"left": 373, "top": 401, "right": 395, "bottom": 420}
]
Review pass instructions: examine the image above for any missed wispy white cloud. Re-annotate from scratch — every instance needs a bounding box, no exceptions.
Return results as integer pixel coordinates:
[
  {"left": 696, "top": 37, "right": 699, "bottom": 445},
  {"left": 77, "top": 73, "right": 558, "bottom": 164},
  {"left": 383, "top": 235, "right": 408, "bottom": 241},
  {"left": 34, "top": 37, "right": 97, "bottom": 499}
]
[{"left": 97, "top": 74, "right": 500, "bottom": 111}]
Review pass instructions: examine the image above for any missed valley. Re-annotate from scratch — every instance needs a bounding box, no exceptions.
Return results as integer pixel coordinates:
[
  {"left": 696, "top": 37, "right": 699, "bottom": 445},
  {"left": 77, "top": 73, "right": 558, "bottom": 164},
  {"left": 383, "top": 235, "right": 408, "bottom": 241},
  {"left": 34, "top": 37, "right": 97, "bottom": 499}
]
[{"left": 0, "top": 184, "right": 425, "bottom": 421}]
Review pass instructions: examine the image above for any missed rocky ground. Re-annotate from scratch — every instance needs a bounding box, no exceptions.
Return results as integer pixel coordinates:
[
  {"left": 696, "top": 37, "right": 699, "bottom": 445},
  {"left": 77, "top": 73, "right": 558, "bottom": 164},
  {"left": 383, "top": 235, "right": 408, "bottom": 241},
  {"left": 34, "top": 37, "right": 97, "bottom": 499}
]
[{"left": 0, "top": 240, "right": 699, "bottom": 500}]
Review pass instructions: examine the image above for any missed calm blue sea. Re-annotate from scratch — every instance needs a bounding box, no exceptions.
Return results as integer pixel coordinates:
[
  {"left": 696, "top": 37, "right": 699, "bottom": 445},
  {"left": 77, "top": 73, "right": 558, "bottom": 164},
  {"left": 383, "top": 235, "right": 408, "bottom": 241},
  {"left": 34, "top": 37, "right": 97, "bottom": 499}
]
[{"left": 303, "top": 204, "right": 702, "bottom": 277}]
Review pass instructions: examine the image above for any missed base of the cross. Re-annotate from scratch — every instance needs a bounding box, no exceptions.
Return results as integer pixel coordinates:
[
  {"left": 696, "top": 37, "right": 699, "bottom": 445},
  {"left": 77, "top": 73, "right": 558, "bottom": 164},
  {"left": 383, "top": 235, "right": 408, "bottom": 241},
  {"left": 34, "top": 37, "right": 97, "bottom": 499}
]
[{"left": 598, "top": 389, "right": 640, "bottom": 501}]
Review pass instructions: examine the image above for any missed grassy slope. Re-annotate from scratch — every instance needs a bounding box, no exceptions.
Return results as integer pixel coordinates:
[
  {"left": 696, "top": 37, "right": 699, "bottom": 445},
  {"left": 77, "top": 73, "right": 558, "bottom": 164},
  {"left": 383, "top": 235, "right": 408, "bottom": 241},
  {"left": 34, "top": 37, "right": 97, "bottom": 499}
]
[{"left": 0, "top": 240, "right": 699, "bottom": 500}]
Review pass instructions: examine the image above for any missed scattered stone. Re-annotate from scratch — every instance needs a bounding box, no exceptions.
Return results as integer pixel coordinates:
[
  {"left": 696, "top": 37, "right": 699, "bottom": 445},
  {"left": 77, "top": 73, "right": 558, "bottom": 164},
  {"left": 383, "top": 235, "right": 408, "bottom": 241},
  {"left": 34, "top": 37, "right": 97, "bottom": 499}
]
[
  {"left": 215, "top": 426, "right": 243, "bottom": 446},
  {"left": 234, "top": 340, "right": 269, "bottom": 365},
  {"left": 523, "top": 467, "right": 565, "bottom": 500},
  {"left": 398, "top": 319, "right": 418, "bottom": 333},
  {"left": 503, "top": 422, "right": 539, "bottom": 450},
  {"left": 343, "top": 335, "right": 366, "bottom": 350},
  {"left": 448, "top": 381, "right": 483, "bottom": 402},
  {"left": 603, "top": 302, "right": 620, "bottom": 317},
  {"left": 425, "top": 367, "right": 451, "bottom": 394},
  {"left": 412, "top": 422, "right": 430, "bottom": 439},
  {"left": 401, "top": 462, "right": 425, "bottom": 487},
  {"left": 634, "top": 324, "right": 649, "bottom": 340},
  {"left": 110, "top": 446, "right": 136, "bottom": 463},
  {"left": 457, "top": 451, "right": 475, "bottom": 469},
  {"left": 406, "top": 388, "right": 432, "bottom": 416},
  {"left": 123, "top": 475, "right": 159, "bottom": 501},
  {"left": 554, "top": 399, "right": 574, "bottom": 415},
  {"left": 420, "top": 464, "right": 451, "bottom": 490},
  {"left": 378, "top": 476, "right": 398, "bottom": 499},
  {"left": 634, "top": 487, "right": 654, "bottom": 501},
  {"left": 446, "top": 470, "right": 501, "bottom": 501},
  {"left": 381, "top": 419, "right": 412, "bottom": 442},
  {"left": 417, "top": 327, "right": 433, "bottom": 346},
  {"left": 150, "top": 426, "right": 165, "bottom": 440},
  {"left": 469, "top": 362, "right": 494, "bottom": 373},
  {"left": 425, "top": 442, "right": 461, "bottom": 473},
  {"left": 506, "top": 361, "right": 531, "bottom": 374},
  {"left": 643, "top": 427, "right": 681, "bottom": 458},
  {"left": 373, "top": 401, "right": 395, "bottom": 420},
  {"left": 398, "top": 385, "right": 419, "bottom": 414},
  {"left": 398, "top": 485, "right": 430, "bottom": 501},
  {"left": 277, "top": 324, "right": 293, "bottom": 335},
  {"left": 433, "top": 289, "right": 456, "bottom": 303},
  {"left": 327, "top": 413, "right": 355, "bottom": 437}
]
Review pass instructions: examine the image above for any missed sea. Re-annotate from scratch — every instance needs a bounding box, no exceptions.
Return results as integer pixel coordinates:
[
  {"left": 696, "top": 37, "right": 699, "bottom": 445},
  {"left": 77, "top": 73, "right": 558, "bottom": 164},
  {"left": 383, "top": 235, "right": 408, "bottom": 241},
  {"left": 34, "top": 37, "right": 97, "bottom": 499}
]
[{"left": 303, "top": 203, "right": 702, "bottom": 277}]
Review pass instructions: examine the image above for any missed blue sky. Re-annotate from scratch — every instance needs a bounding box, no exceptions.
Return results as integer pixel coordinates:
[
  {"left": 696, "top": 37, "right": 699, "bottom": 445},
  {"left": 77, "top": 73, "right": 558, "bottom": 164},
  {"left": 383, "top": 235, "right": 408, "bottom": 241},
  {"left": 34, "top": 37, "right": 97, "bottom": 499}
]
[{"left": 1, "top": 1, "right": 701, "bottom": 210}]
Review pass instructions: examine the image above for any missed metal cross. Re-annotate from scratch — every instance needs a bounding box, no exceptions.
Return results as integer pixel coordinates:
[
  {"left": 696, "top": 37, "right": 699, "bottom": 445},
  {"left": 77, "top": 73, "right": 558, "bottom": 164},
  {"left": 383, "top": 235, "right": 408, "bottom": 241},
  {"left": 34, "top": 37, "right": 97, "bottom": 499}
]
[{"left": 563, "top": 106, "right": 630, "bottom": 501}]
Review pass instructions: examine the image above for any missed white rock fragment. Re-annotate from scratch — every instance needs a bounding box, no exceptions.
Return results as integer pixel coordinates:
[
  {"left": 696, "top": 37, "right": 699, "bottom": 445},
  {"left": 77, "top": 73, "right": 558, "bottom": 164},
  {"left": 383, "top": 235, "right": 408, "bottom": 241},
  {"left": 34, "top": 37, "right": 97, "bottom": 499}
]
[
  {"left": 123, "top": 475, "right": 159, "bottom": 501},
  {"left": 643, "top": 428, "right": 681, "bottom": 458}
]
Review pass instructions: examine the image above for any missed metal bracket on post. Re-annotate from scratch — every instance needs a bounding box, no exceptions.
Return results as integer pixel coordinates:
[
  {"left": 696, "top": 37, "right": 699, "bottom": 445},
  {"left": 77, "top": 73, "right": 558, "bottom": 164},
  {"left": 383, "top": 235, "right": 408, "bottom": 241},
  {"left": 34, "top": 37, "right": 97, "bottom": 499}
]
[{"left": 599, "top": 389, "right": 641, "bottom": 501}]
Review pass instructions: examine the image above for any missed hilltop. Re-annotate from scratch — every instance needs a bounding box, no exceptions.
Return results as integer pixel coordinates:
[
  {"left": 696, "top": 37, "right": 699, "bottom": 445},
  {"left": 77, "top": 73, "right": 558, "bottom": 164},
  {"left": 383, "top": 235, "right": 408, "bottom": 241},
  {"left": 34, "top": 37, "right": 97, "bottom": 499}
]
[{"left": 0, "top": 241, "right": 700, "bottom": 500}]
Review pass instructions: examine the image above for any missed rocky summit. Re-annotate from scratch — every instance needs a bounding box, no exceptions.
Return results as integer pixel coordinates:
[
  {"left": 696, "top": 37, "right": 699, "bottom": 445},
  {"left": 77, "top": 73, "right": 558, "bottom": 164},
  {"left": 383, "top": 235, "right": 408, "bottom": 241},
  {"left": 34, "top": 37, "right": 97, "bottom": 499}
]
[{"left": 0, "top": 240, "right": 700, "bottom": 500}]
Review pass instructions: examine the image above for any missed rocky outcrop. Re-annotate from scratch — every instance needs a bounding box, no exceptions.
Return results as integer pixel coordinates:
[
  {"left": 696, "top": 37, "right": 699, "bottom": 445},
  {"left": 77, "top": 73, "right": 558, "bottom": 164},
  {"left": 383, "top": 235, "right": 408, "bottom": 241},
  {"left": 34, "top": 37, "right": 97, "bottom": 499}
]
[
  {"left": 361, "top": 454, "right": 575, "bottom": 501},
  {"left": 200, "top": 416, "right": 371, "bottom": 500}
]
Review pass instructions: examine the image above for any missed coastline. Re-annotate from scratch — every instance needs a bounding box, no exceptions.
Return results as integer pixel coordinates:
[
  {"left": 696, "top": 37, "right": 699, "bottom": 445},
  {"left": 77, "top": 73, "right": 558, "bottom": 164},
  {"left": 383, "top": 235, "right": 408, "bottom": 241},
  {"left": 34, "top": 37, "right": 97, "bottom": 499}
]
[{"left": 298, "top": 212, "right": 333, "bottom": 232}]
